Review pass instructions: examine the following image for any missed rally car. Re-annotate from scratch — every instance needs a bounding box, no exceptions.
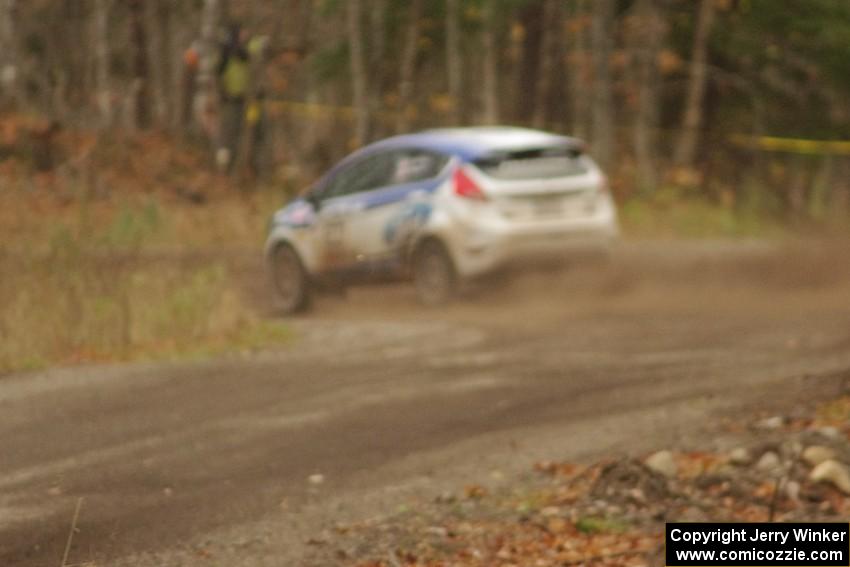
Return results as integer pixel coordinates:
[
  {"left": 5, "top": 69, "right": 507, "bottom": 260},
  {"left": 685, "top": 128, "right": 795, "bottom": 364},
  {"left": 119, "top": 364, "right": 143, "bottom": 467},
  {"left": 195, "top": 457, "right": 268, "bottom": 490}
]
[{"left": 265, "top": 126, "right": 618, "bottom": 312}]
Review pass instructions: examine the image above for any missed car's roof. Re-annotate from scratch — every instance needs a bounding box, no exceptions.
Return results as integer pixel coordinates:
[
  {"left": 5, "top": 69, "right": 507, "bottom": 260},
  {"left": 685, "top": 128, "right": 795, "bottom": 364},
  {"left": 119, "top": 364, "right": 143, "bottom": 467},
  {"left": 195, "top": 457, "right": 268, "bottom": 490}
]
[
  {"left": 361, "top": 126, "right": 583, "bottom": 162},
  {"left": 312, "top": 127, "right": 585, "bottom": 191}
]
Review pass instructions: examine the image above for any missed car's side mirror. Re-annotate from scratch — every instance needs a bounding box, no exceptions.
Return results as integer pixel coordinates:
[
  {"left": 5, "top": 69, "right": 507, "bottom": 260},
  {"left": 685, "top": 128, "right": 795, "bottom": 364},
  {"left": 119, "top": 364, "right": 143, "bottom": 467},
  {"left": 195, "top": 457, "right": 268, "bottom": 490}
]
[{"left": 305, "top": 191, "right": 322, "bottom": 211}]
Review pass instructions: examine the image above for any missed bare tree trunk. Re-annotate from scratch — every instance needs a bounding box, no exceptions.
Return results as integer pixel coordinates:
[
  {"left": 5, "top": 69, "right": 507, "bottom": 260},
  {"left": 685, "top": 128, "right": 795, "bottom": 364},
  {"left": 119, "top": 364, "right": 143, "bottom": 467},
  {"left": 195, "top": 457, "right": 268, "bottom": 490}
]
[
  {"left": 147, "top": 0, "right": 164, "bottom": 126},
  {"left": 289, "top": 0, "right": 326, "bottom": 175},
  {"left": 195, "top": 0, "right": 221, "bottom": 143},
  {"left": 149, "top": 0, "right": 175, "bottom": 130},
  {"left": 533, "top": 0, "right": 560, "bottom": 129},
  {"left": 346, "top": 0, "right": 369, "bottom": 146},
  {"left": 506, "top": 6, "right": 524, "bottom": 124},
  {"left": 368, "top": 0, "right": 387, "bottom": 136},
  {"left": 515, "top": 2, "right": 543, "bottom": 123},
  {"left": 93, "top": 0, "right": 112, "bottom": 128},
  {"left": 591, "top": 0, "right": 615, "bottom": 169},
  {"left": 445, "top": 0, "right": 462, "bottom": 124},
  {"left": 397, "top": 0, "right": 423, "bottom": 133},
  {"left": 632, "top": 0, "right": 664, "bottom": 192},
  {"left": 369, "top": 3, "right": 387, "bottom": 69},
  {"left": 294, "top": 0, "right": 317, "bottom": 147},
  {"left": 480, "top": 0, "right": 499, "bottom": 125},
  {"left": 129, "top": 0, "right": 151, "bottom": 129},
  {"left": 68, "top": 2, "right": 90, "bottom": 116},
  {"left": 235, "top": 38, "right": 267, "bottom": 180},
  {"left": 0, "top": 0, "right": 19, "bottom": 108},
  {"left": 674, "top": 0, "right": 715, "bottom": 169},
  {"left": 568, "top": 0, "right": 591, "bottom": 139},
  {"left": 170, "top": 2, "right": 189, "bottom": 133},
  {"left": 219, "top": 0, "right": 232, "bottom": 26}
]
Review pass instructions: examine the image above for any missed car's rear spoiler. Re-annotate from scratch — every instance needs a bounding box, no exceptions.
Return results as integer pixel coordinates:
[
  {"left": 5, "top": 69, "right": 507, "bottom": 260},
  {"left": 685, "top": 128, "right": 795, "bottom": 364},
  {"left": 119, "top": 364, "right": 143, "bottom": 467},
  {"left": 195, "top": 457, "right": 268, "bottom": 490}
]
[{"left": 472, "top": 139, "right": 587, "bottom": 169}]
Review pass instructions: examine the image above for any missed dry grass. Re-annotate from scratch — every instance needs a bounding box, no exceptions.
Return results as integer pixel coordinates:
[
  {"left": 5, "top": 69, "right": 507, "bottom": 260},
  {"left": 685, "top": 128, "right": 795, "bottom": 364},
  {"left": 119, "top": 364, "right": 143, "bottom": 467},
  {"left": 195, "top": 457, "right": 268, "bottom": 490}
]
[
  {"left": 0, "top": 190, "right": 289, "bottom": 374},
  {"left": 620, "top": 185, "right": 850, "bottom": 239}
]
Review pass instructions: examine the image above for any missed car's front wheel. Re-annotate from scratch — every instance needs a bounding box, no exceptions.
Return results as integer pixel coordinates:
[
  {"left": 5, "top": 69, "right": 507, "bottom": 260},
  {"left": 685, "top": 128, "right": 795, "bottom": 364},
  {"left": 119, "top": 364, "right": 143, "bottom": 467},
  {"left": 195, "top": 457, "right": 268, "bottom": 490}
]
[
  {"left": 413, "top": 240, "right": 456, "bottom": 306},
  {"left": 270, "top": 244, "right": 310, "bottom": 314}
]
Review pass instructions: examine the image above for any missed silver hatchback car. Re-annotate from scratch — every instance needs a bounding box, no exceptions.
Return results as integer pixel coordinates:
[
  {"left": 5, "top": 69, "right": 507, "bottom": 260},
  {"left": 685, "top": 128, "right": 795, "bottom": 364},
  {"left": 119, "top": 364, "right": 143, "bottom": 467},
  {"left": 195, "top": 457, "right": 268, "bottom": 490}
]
[{"left": 266, "top": 127, "right": 618, "bottom": 312}]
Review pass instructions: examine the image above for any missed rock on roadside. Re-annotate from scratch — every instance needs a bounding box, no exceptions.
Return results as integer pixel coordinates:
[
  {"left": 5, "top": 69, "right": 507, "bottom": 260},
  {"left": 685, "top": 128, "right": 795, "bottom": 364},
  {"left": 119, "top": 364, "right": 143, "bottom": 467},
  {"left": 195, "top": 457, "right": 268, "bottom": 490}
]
[
  {"left": 802, "top": 446, "right": 836, "bottom": 468},
  {"left": 809, "top": 460, "right": 850, "bottom": 494},
  {"left": 756, "top": 451, "right": 781, "bottom": 473},
  {"left": 728, "top": 447, "right": 752, "bottom": 466},
  {"left": 644, "top": 450, "right": 678, "bottom": 478},
  {"left": 756, "top": 416, "right": 785, "bottom": 430}
]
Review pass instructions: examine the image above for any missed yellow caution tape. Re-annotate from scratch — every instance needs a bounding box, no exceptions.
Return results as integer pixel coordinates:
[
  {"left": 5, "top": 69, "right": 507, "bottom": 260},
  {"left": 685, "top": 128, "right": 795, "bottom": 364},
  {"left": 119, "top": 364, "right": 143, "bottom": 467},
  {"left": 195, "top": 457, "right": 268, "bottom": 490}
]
[
  {"left": 266, "top": 99, "right": 428, "bottom": 124},
  {"left": 252, "top": 102, "right": 850, "bottom": 157},
  {"left": 730, "top": 134, "right": 850, "bottom": 156},
  {"left": 267, "top": 99, "right": 356, "bottom": 119}
]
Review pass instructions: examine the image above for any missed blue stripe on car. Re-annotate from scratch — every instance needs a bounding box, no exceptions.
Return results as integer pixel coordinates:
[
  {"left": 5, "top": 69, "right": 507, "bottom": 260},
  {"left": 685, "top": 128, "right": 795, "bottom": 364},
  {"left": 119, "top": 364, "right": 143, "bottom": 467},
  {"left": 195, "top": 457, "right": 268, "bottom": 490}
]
[{"left": 357, "top": 177, "right": 443, "bottom": 210}]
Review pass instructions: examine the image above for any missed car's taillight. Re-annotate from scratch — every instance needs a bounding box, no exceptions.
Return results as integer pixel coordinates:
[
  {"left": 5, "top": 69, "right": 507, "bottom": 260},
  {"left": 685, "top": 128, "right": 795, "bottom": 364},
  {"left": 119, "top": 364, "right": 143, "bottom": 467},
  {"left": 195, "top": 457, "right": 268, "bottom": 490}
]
[{"left": 453, "top": 168, "right": 487, "bottom": 201}]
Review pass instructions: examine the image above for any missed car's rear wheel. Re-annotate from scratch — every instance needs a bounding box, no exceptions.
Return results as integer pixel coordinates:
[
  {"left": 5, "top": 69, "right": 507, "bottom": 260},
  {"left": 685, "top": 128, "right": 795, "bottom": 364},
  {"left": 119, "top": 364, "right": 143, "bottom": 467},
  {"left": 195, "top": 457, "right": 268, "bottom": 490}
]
[
  {"left": 271, "top": 244, "right": 310, "bottom": 314},
  {"left": 413, "top": 240, "right": 456, "bottom": 306}
]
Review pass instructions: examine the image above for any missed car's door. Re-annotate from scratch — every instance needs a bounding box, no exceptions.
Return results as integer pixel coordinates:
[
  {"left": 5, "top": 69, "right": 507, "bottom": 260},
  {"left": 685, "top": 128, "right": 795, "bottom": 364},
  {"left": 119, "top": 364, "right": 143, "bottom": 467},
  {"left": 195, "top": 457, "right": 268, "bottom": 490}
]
[
  {"left": 343, "top": 148, "right": 450, "bottom": 265},
  {"left": 311, "top": 151, "right": 396, "bottom": 273}
]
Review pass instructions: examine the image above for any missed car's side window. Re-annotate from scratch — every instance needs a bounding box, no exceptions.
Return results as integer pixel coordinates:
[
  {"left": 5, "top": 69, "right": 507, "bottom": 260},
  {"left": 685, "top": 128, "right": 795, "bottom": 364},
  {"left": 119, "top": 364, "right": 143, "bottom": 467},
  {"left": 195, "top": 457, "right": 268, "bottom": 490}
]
[
  {"left": 320, "top": 168, "right": 352, "bottom": 200},
  {"left": 323, "top": 151, "right": 396, "bottom": 200},
  {"left": 318, "top": 149, "right": 448, "bottom": 202},
  {"left": 389, "top": 150, "right": 450, "bottom": 186}
]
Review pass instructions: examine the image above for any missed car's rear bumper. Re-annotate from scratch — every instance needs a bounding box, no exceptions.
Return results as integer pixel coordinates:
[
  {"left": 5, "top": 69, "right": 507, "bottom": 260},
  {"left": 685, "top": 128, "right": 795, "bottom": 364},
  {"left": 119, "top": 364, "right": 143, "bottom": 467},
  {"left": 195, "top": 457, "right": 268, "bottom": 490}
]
[{"left": 445, "top": 205, "right": 619, "bottom": 278}]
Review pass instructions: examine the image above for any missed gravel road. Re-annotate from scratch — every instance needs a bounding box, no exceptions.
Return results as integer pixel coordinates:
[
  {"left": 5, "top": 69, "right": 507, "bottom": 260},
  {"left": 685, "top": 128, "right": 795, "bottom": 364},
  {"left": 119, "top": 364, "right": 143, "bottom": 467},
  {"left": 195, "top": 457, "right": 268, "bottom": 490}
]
[{"left": 2, "top": 240, "right": 850, "bottom": 566}]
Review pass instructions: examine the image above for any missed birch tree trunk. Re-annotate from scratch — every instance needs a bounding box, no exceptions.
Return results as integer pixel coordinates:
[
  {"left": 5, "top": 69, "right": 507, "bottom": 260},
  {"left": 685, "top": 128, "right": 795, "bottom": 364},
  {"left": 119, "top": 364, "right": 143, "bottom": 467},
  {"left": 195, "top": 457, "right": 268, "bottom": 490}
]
[
  {"left": 632, "top": 0, "right": 664, "bottom": 192},
  {"left": 674, "top": 0, "right": 715, "bottom": 169},
  {"left": 93, "top": 0, "right": 112, "bottom": 128},
  {"left": 0, "top": 0, "right": 19, "bottom": 107},
  {"left": 480, "top": 0, "right": 499, "bottom": 125},
  {"left": 445, "top": 0, "right": 462, "bottom": 124},
  {"left": 591, "top": 0, "right": 615, "bottom": 169},
  {"left": 533, "top": 0, "right": 560, "bottom": 129},
  {"left": 195, "top": 0, "right": 221, "bottom": 143},
  {"left": 397, "top": 0, "right": 423, "bottom": 133},
  {"left": 347, "top": 0, "right": 369, "bottom": 146}
]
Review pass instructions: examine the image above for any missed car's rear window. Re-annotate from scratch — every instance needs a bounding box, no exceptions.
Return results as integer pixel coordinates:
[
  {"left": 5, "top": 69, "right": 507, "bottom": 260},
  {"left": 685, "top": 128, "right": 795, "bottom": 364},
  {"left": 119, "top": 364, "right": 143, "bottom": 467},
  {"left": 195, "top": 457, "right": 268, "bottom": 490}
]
[{"left": 473, "top": 146, "right": 589, "bottom": 180}]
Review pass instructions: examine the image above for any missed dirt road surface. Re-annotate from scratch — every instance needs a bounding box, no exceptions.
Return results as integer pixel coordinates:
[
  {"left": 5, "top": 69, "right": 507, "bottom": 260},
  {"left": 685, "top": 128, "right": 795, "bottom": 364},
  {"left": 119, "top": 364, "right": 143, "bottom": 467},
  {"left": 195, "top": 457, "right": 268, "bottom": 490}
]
[{"left": 2, "top": 240, "right": 850, "bottom": 566}]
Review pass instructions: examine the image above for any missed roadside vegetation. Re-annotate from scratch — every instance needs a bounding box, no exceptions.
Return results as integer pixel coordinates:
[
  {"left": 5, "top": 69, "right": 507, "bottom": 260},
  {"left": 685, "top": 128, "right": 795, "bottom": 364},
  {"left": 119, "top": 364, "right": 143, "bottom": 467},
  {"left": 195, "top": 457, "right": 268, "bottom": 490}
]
[
  {"left": 0, "top": 199, "right": 290, "bottom": 374},
  {"left": 0, "top": 133, "right": 292, "bottom": 374},
  {"left": 619, "top": 190, "right": 847, "bottom": 239}
]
